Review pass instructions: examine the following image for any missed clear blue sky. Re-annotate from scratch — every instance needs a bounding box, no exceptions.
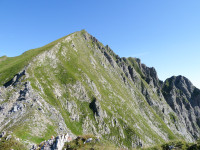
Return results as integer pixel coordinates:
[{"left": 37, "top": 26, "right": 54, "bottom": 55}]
[{"left": 0, "top": 0, "right": 200, "bottom": 88}]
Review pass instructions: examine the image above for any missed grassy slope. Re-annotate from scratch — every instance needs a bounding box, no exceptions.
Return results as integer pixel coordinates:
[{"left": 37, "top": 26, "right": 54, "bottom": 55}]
[
  {"left": 0, "top": 137, "right": 27, "bottom": 150},
  {"left": 31, "top": 31, "right": 176, "bottom": 146},
  {"left": 141, "top": 140, "right": 200, "bottom": 150},
  {"left": 0, "top": 30, "right": 178, "bottom": 148},
  {"left": 0, "top": 32, "right": 75, "bottom": 86}
]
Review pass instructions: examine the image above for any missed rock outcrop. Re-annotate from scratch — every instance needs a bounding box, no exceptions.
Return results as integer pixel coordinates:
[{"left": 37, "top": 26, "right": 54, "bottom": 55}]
[
  {"left": 30, "top": 134, "right": 72, "bottom": 150},
  {"left": 162, "top": 76, "right": 200, "bottom": 139}
]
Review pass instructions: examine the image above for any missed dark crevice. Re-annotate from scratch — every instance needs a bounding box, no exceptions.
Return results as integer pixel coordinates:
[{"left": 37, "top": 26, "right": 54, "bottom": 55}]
[
  {"left": 3, "top": 70, "right": 25, "bottom": 88},
  {"left": 89, "top": 97, "right": 100, "bottom": 117}
]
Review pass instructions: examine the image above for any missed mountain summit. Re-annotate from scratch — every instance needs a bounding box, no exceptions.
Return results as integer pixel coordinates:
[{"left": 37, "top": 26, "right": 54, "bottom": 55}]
[{"left": 0, "top": 30, "right": 200, "bottom": 149}]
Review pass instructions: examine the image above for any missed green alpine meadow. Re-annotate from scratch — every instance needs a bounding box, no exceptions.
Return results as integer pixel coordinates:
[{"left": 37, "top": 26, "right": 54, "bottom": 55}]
[{"left": 0, "top": 30, "right": 200, "bottom": 150}]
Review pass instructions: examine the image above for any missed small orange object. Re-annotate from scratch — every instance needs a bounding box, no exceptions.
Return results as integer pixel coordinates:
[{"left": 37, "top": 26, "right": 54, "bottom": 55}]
[{"left": 68, "top": 136, "right": 72, "bottom": 141}]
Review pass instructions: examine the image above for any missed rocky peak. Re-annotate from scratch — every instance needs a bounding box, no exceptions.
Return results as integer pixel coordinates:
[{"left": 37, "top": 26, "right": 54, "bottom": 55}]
[
  {"left": 134, "top": 58, "right": 161, "bottom": 90},
  {"left": 162, "top": 76, "right": 200, "bottom": 138},
  {"left": 163, "top": 75, "right": 195, "bottom": 100}
]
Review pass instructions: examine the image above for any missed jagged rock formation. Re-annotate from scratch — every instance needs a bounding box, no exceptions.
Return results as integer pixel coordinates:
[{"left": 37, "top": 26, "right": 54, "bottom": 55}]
[
  {"left": 0, "top": 30, "right": 200, "bottom": 149},
  {"left": 31, "top": 134, "right": 72, "bottom": 150},
  {"left": 162, "top": 76, "right": 200, "bottom": 139}
]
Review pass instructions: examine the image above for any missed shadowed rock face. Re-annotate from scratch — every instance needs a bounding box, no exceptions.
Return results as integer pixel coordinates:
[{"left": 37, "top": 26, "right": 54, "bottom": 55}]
[
  {"left": 4, "top": 70, "right": 26, "bottom": 88},
  {"left": 0, "top": 30, "right": 200, "bottom": 149},
  {"left": 89, "top": 98, "right": 102, "bottom": 117}
]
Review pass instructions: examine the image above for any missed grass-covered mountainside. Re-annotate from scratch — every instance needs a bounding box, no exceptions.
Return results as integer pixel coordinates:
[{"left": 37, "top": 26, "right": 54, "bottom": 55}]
[{"left": 0, "top": 30, "right": 200, "bottom": 149}]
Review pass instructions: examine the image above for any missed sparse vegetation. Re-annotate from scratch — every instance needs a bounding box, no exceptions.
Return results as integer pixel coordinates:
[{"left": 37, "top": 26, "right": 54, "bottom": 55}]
[
  {"left": 169, "top": 112, "right": 177, "bottom": 124},
  {"left": 63, "top": 134, "right": 117, "bottom": 150},
  {"left": 0, "top": 136, "right": 27, "bottom": 150},
  {"left": 141, "top": 140, "right": 200, "bottom": 150}
]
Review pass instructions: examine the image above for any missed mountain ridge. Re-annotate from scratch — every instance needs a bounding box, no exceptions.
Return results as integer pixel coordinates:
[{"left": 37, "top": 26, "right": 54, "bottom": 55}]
[{"left": 0, "top": 30, "right": 200, "bottom": 149}]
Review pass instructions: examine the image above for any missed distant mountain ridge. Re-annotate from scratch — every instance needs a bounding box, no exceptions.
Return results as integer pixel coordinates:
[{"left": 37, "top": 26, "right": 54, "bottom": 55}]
[{"left": 0, "top": 30, "right": 200, "bottom": 149}]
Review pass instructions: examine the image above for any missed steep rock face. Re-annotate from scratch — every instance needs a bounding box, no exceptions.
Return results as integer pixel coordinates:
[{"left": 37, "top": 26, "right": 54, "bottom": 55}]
[
  {"left": 113, "top": 56, "right": 194, "bottom": 141},
  {"left": 162, "top": 76, "right": 200, "bottom": 139},
  {"left": 0, "top": 69, "right": 75, "bottom": 148},
  {"left": 0, "top": 30, "right": 200, "bottom": 149}
]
